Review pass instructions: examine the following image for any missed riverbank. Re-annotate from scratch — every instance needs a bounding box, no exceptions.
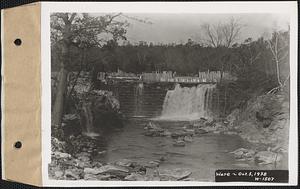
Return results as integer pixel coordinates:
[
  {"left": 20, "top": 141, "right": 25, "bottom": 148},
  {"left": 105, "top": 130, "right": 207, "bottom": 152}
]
[{"left": 49, "top": 118, "right": 287, "bottom": 180}]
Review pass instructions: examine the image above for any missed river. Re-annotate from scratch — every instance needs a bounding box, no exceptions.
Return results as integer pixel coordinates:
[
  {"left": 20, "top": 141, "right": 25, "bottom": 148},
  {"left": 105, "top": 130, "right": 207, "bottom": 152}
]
[{"left": 90, "top": 82, "right": 286, "bottom": 181}]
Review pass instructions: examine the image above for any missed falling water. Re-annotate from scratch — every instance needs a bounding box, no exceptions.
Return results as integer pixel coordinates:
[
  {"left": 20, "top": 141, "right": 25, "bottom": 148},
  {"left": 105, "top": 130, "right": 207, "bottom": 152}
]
[
  {"left": 159, "top": 84, "right": 216, "bottom": 120},
  {"left": 133, "top": 82, "right": 144, "bottom": 117},
  {"left": 81, "top": 101, "right": 99, "bottom": 138}
]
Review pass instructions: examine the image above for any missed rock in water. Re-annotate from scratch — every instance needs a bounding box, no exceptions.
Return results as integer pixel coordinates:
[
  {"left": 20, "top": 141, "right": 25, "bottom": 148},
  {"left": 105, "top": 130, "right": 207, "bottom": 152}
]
[
  {"left": 162, "top": 130, "right": 172, "bottom": 137},
  {"left": 184, "top": 135, "right": 193, "bottom": 142},
  {"left": 173, "top": 140, "right": 185, "bottom": 147},
  {"left": 255, "top": 151, "right": 282, "bottom": 165},
  {"left": 84, "top": 167, "right": 102, "bottom": 175},
  {"left": 171, "top": 131, "right": 189, "bottom": 139},
  {"left": 144, "top": 122, "right": 163, "bottom": 131},
  {"left": 195, "top": 128, "right": 209, "bottom": 135},
  {"left": 115, "top": 159, "right": 135, "bottom": 168},
  {"left": 125, "top": 173, "right": 146, "bottom": 181},
  {"left": 84, "top": 173, "right": 111, "bottom": 180},
  {"left": 94, "top": 164, "right": 129, "bottom": 177},
  {"left": 230, "top": 148, "right": 256, "bottom": 159},
  {"left": 84, "top": 173, "right": 98, "bottom": 180},
  {"left": 158, "top": 168, "right": 192, "bottom": 181}
]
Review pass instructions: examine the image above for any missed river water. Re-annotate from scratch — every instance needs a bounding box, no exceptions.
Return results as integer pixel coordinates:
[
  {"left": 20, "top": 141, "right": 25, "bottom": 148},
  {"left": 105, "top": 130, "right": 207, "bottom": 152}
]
[
  {"left": 92, "top": 82, "right": 286, "bottom": 181},
  {"left": 94, "top": 118, "right": 284, "bottom": 181}
]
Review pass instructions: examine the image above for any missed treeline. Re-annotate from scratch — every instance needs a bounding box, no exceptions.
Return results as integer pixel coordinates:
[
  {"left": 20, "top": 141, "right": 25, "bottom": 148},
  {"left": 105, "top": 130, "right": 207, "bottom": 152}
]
[
  {"left": 52, "top": 29, "right": 289, "bottom": 117},
  {"left": 52, "top": 40, "right": 226, "bottom": 75},
  {"left": 52, "top": 30, "right": 289, "bottom": 87}
]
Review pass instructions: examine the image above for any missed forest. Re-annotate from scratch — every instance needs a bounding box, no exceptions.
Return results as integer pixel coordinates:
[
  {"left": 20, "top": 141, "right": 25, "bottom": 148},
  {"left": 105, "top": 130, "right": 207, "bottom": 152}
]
[{"left": 51, "top": 16, "right": 290, "bottom": 118}]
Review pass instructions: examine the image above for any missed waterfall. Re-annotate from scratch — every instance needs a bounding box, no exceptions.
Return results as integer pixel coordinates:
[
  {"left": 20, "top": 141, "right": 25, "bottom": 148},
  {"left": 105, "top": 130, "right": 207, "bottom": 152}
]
[
  {"left": 133, "top": 82, "right": 144, "bottom": 117},
  {"left": 81, "top": 101, "right": 99, "bottom": 138},
  {"left": 159, "top": 84, "right": 216, "bottom": 120}
]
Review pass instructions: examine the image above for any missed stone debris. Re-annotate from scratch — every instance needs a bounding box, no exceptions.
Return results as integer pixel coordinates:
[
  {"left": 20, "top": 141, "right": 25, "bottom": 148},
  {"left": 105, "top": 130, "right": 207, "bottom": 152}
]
[
  {"left": 255, "top": 151, "right": 282, "bottom": 165},
  {"left": 115, "top": 159, "right": 135, "bottom": 168},
  {"left": 158, "top": 168, "right": 192, "bottom": 181},
  {"left": 173, "top": 140, "right": 186, "bottom": 147},
  {"left": 230, "top": 148, "right": 255, "bottom": 160},
  {"left": 125, "top": 173, "right": 147, "bottom": 181}
]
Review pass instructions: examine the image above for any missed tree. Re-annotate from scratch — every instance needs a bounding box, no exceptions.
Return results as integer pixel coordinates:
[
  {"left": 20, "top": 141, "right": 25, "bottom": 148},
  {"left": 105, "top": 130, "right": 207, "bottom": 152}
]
[
  {"left": 51, "top": 13, "right": 128, "bottom": 127},
  {"left": 200, "top": 18, "right": 244, "bottom": 79},
  {"left": 201, "top": 17, "right": 243, "bottom": 48},
  {"left": 267, "top": 30, "right": 290, "bottom": 94}
]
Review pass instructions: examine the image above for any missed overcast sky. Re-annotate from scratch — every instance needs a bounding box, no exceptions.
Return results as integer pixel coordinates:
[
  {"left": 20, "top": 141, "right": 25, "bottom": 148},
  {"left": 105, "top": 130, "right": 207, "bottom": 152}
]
[
  {"left": 92, "top": 13, "right": 289, "bottom": 44},
  {"left": 124, "top": 13, "right": 289, "bottom": 44}
]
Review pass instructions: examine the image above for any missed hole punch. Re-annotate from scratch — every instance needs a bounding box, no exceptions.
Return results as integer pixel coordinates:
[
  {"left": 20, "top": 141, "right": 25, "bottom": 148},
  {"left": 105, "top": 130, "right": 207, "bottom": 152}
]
[
  {"left": 14, "top": 38, "right": 22, "bottom": 46},
  {"left": 14, "top": 141, "right": 22, "bottom": 149}
]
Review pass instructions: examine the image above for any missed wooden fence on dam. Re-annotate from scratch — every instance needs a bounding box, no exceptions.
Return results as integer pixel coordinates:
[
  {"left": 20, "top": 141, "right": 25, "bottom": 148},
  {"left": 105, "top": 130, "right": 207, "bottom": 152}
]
[
  {"left": 95, "top": 70, "right": 237, "bottom": 83},
  {"left": 141, "top": 71, "right": 236, "bottom": 83}
]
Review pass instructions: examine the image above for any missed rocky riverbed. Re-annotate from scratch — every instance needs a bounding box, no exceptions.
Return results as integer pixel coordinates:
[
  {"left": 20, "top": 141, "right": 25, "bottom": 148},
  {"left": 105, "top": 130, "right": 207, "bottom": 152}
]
[
  {"left": 49, "top": 114, "right": 287, "bottom": 181},
  {"left": 49, "top": 135, "right": 193, "bottom": 181}
]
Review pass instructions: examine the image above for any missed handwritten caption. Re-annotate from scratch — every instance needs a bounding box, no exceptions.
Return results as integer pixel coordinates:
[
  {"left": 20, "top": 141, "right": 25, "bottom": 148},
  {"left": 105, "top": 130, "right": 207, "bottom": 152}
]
[{"left": 215, "top": 170, "right": 288, "bottom": 183}]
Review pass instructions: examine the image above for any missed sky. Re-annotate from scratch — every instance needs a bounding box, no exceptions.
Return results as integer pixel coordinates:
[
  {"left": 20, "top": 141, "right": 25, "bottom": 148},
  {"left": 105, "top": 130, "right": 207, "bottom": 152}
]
[{"left": 112, "top": 13, "right": 290, "bottom": 45}]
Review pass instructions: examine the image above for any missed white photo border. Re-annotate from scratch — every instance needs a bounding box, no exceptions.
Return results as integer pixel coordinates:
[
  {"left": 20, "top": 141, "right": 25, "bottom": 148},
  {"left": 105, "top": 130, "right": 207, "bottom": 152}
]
[{"left": 41, "top": 1, "right": 298, "bottom": 186}]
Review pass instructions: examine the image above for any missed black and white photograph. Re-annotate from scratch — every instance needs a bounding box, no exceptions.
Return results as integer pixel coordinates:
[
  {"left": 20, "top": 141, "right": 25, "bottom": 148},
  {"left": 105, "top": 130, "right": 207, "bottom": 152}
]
[{"left": 46, "top": 2, "right": 297, "bottom": 185}]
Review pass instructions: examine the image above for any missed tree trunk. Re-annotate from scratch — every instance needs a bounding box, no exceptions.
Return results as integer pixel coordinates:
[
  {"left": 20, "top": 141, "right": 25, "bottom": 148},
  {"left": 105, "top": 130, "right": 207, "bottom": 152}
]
[
  {"left": 52, "top": 67, "right": 69, "bottom": 126},
  {"left": 52, "top": 14, "right": 72, "bottom": 126},
  {"left": 223, "top": 86, "right": 227, "bottom": 116},
  {"left": 67, "top": 48, "right": 86, "bottom": 98}
]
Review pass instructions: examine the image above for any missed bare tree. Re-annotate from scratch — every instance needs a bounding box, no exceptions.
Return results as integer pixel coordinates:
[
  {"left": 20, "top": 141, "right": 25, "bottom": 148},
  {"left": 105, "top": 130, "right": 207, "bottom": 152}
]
[
  {"left": 201, "top": 17, "right": 243, "bottom": 48},
  {"left": 267, "top": 30, "right": 290, "bottom": 94}
]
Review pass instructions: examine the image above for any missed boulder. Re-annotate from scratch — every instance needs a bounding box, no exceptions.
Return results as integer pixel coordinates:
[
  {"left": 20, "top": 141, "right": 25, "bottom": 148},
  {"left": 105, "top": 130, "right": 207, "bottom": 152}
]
[
  {"left": 183, "top": 135, "right": 193, "bottom": 142},
  {"left": 144, "top": 122, "right": 163, "bottom": 132},
  {"left": 145, "top": 168, "right": 160, "bottom": 181},
  {"left": 158, "top": 168, "right": 192, "bottom": 181},
  {"left": 52, "top": 152, "right": 71, "bottom": 159},
  {"left": 84, "top": 167, "right": 102, "bottom": 175},
  {"left": 51, "top": 137, "right": 66, "bottom": 152},
  {"left": 173, "top": 140, "right": 185, "bottom": 147},
  {"left": 77, "top": 155, "right": 90, "bottom": 162},
  {"left": 84, "top": 173, "right": 112, "bottom": 180},
  {"left": 75, "top": 152, "right": 91, "bottom": 158},
  {"left": 171, "top": 131, "right": 189, "bottom": 139},
  {"left": 230, "top": 148, "right": 255, "bottom": 159},
  {"left": 92, "top": 164, "right": 130, "bottom": 177},
  {"left": 125, "top": 173, "right": 147, "bottom": 181},
  {"left": 183, "top": 124, "right": 194, "bottom": 129},
  {"left": 255, "top": 151, "right": 282, "bottom": 165},
  {"left": 195, "top": 128, "right": 209, "bottom": 135},
  {"left": 144, "top": 130, "right": 161, "bottom": 137},
  {"left": 75, "top": 159, "right": 91, "bottom": 168},
  {"left": 54, "top": 171, "right": 64, "bottom": 179},
  {"left": 143, "top": 160, "right": 160, "bottom": 168},
  {"left": 161, "top": 130, "right": 172, "bottom": 137},
  {"left": 64, "top": 169, "right": 81, "bottom": 180},
  {"left": 84, "top": 173, "right": 98, "bottom": 180},
  {"left": 115, "top": 159, "right": 135, "bottom": 168}
]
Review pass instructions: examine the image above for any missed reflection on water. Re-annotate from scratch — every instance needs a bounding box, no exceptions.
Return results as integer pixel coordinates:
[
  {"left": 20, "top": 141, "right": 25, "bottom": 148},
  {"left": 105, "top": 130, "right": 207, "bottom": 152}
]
[{"left": 93, "top": 118, "right": 284, "bottom": 181}]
